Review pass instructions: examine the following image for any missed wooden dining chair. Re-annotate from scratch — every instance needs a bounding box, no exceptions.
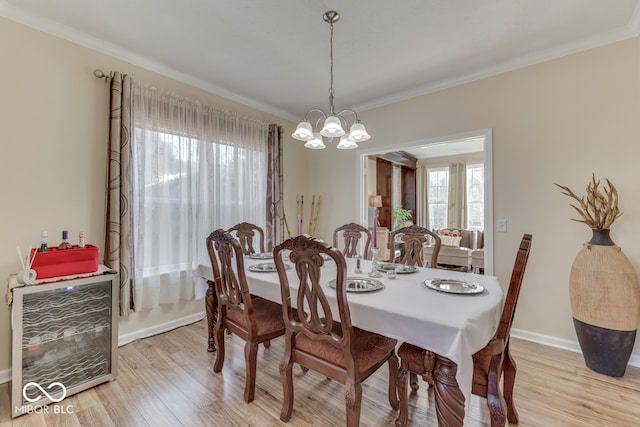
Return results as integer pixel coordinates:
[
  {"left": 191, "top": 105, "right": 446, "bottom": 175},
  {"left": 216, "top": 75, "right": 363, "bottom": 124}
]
[
  {"left": 332, "top": 222, "right": 372, "bottom": 259},
  {"left": 228, "top": 222, "right": 265, "bottom": 255},
  {"left": 388, "top": 225, "right": 441, "bottom": 268},
  {"left": 274, "top": 235, "right": 399, "bottom": 427},
  {"left": 206, "top": 229, "right": 286, "bottom": 403},
  {"left": 395, "top": 233, "right": 532, "bottom": 427}
]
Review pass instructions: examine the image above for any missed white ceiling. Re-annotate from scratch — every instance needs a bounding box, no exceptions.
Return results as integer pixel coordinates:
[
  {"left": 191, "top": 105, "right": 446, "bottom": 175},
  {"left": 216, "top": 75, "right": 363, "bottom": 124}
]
[{"left": 2, "top": 0, "right": 639, "bottom": 122}]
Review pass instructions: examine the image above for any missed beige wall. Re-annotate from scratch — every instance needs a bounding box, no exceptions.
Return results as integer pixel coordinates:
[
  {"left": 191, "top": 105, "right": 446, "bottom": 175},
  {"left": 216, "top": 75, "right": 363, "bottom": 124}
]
[
  {"left": 2, "top": 14, "right": 640, "bottom": 376},
  {"left": 0, "top": 17, "right": 303, "bottom": 375},
  {"left": 302, "top": 37, "right": 640, "bottom": 358}
]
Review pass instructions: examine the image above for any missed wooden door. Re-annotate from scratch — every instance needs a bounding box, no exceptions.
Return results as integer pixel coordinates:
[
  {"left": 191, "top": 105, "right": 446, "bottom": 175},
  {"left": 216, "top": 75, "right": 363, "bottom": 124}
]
[
  {"left": 401, "top": 166, "right": 416, "bottom": 224},
  {"left": 375, "top": 158, "right": 392, "bottom": 228}
]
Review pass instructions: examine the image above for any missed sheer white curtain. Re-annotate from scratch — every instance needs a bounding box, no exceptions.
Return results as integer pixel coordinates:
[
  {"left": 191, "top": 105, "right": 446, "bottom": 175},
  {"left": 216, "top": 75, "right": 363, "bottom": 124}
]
[
  {"left": 131, "top": 83, "right": 269, "bottom": 309},
  {"left": 392, "top": 164, "right": 402, "bottom": 211},
  {"left": 416, "top": 164, "right": 430, "bottom": 228},
  {"left": 448, "top": 162, "right": 467, "bottom": 229}
]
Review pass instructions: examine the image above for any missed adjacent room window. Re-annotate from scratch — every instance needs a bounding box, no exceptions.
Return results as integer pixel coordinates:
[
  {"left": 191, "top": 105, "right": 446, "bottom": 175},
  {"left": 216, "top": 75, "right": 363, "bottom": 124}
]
[
  {"left": 427, "top": 167, "right": 449, "bottom": 229},
  {"left": 427, "top": 163, "right": 484, "bottom": 230},
  {"left": 466, "top": 163, "right": 484, "bottom": 230}
]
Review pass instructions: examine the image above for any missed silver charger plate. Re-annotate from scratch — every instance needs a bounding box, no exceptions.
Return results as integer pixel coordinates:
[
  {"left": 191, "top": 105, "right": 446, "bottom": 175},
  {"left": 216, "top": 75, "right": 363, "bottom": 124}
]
[
  {"left": 249, "top": 252, "right": 273, "bottom": 259},
  {"left": 377, "top": 263, "right": 418, "bottom": 274},
  {"left": 248, "top": 262, "right": 290, "bottom": 272},
  {"left": 423, "top": 278, "right": 485, "bottom": 295},
  {"left": 327, "top": 277, "right": 385, "bottom": 293}
]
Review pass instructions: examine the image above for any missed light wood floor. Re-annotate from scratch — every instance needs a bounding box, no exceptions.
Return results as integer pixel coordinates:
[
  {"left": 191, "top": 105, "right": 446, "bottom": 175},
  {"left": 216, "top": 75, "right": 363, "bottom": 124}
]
[{"left": 2, "top": 319, "right": 640, "bottom": 426}]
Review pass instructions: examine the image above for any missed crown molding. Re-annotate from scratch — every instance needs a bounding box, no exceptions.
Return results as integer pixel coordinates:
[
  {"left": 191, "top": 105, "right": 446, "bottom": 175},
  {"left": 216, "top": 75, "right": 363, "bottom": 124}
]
[
  {"left": 0, "top": 2, "right": 298, "bottom": 123},
  {"left": 352, "top": 25, "right": 639, "bottom": 114}
]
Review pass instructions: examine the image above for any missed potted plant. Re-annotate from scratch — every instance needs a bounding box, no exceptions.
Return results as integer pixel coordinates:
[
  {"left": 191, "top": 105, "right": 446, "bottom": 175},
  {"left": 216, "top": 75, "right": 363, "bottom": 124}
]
[
  {"left": 555, "top": 175, "right": 640, "bottom": 377},
  {"left": 392, "top": 206, "right": 412, "bottom": 230}
]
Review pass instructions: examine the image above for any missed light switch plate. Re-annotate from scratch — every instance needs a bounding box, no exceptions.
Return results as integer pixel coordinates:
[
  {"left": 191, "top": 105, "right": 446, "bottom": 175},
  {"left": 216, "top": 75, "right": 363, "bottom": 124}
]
[{"left": 497, "top": 219, "right": 507, "bottom": 232}]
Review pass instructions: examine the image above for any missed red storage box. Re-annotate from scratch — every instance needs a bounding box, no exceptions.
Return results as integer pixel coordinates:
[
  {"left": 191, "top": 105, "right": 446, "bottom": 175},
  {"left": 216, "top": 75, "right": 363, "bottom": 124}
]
[{"left": 30, "top": 245, "right": 100, "bottom": 280}]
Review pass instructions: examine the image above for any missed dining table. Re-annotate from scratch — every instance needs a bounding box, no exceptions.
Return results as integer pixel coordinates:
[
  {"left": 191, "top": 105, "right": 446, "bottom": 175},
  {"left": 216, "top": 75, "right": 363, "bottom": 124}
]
[{"left": 198, "top": 254, "right": 504, "bottom": 426}]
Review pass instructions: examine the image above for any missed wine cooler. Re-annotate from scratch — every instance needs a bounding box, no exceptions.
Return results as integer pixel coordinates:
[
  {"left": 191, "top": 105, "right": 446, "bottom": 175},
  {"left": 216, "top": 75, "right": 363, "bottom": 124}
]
[{"left": 11, "top": 273, "right": 119, "bottom": 417}]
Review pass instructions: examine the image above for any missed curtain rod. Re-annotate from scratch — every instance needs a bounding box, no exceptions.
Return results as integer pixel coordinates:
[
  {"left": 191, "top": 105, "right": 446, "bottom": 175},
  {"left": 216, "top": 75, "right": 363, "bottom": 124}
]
[{"left": 93, "top": 69, "right": 113, "bottom": 83}]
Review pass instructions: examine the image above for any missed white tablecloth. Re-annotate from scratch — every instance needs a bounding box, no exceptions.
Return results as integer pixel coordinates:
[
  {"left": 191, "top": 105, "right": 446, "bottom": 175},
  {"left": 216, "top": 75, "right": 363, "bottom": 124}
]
[{"left": 198, "top": 256, "right": 503, "bottom": 406}]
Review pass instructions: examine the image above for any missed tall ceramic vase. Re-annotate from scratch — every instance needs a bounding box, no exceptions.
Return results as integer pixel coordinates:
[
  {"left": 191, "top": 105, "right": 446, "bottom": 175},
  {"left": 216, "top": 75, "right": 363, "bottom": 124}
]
[{"left": 570, "top": 229, "right": 640, "bottom": 377}]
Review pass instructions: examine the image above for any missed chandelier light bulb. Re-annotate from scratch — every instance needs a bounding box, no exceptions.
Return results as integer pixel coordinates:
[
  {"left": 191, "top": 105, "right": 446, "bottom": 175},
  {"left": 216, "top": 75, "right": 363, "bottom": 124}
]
[
  {"left": 320, "top": 116, "right": 345, "bottom": 137},
  {"left": 292, "top": 121, "right": 314, "bottom": 141},
  {"left": 336, "top": 134, "right": 358, "bottom": 149},
  {"left": 304, "top": 133, "right": 326, "bottom": 149},
  {"left": 348, "top": 122, "right": 371, "bottom": 142}
]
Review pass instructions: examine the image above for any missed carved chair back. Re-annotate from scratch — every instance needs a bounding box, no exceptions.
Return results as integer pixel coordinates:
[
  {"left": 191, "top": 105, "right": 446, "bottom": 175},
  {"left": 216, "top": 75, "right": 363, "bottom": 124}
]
[
  {"left": 332, "top": 222, "right": 372, "bottom": 260},
  {"left": 496, "top": 233, "right": 532, "bottom": 344},
  {"left": 389, "top": 224, "right": 441, "bottom": 267},
  {"left": 274, "top": 235, "right": 353, "bottom": 352},
  {"left": 228, "top": 222, "right": 265, "bottom": 255},
  {"left": 206, "top": 229, "right": 255, "bottom": 329}
]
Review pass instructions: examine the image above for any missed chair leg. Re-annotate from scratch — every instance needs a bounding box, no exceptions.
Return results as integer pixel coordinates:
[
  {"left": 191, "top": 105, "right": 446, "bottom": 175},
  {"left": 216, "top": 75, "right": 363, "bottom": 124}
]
[
  {"left": 410, "top": 372, "right": 419, "bottom": 392},
  {"left": 213, "top": 321, "right": 225, "bottom": 373},
  {"left": 503, "top": 344, "right": 519, "bottom": 424},
  {"left": 244, "top": 340, "right": 258, "bottom": 403},
  {"left": 263, "top": 340, "right": 271, "bottom": 349},
  {"left": 280, "top": 344, "right": 295, "bottom": 422},
  {"left": 388, "top": 355, "right": 399, "bottom": 410},
  {"left": 395, "top": 359, "right": 409, "bottom": 427},
  {"left": 486, "top": 355, "right": 507, "bottom": 427},
  {"left": 344, "top": 380, "right": 363, "bottom": 427}
]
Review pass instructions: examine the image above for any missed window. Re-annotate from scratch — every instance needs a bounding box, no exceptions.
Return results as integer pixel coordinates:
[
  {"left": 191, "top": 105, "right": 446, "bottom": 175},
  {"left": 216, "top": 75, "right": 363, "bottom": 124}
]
[
  {"left": 426, "top": 163, "right": 484, "bottom": 231},
  {"left": 466, "top": 163, "right": 484, "bottom": 230},
  {"left": 427, "top": 167, "right": 448, "bottom": 229},
  {"left": 133, "top": 129, "right": 266, "bottom": 277},
  {"left": 131, "top": 84, "right": 269, "bottom": 309}
]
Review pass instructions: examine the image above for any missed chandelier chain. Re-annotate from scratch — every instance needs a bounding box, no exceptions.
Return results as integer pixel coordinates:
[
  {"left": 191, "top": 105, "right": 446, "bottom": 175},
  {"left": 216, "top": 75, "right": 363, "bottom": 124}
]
[{"left": 328, "top": 20, "right": 335, "bottom": 114}]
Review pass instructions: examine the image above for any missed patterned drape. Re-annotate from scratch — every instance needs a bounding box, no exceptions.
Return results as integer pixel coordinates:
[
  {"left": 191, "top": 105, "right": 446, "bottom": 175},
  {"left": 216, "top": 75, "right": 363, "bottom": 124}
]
[
  {"left": 104, "top": 72, "right": 134, "bottom": 315},
  {"left": 266, "top": 124, "right": 284, "bottom": 250}
]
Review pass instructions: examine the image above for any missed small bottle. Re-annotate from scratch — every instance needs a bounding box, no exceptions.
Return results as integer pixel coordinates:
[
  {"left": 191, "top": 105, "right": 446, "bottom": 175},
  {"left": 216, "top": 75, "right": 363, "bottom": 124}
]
[
  {"left": 58, "top": 230, "right": 72, "bottom": 249},
  {"left": 78, "top": 231, "right": 85, "bottom": 248},
  {"left": 39, "top": 231, "right": 49, "bottom": 252},
  {"left": 354, "top": 254, "right": 362, "bottom": 274}
]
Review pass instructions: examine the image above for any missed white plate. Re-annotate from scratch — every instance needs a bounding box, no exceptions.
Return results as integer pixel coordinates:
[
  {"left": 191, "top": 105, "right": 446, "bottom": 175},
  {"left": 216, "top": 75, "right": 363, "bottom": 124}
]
[
  {"left": 327, "top": 277, "right": 384, "bottom": 293},
  {"left": 423, "top": 278, "right": 485, "bottom": 295},
  {"left": 377, "top": 263, "right": 417, "bottom": 274},
  {"left": 249, "top": 252, "right": 273, "bottom": 259},
  {"left": 248, "top": 262, "right": 290, "bottom": 272}
]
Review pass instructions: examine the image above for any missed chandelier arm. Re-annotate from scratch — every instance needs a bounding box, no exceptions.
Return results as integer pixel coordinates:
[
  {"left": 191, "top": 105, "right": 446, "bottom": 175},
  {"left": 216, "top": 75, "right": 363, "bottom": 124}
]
[
  {"left": 303, "top": 108, "right": 328, "bottom": 130},
  {"left": 335, "top": 109, "right": 361, "bottom": 123}
]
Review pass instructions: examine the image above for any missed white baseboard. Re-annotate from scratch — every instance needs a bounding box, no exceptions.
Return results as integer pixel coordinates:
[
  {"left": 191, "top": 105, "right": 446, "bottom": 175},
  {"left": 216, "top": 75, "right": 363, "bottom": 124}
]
[
  {"left": 117, "top": 311, "right": 206, "bottom": 347},
  {"left": 511, "top": 328, "right": 640, "bottom": 367},
  {"left": 0, "top": 368, "right": 10, "bottom": 385},
  {"left": 0, "top": 311, "right": 207, "bottom": 385}
]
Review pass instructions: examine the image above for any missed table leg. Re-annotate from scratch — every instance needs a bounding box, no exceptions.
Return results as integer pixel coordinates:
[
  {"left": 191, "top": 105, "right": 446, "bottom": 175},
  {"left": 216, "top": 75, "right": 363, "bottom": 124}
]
[
  {"left": 434, "top": 356, "right": 465, "bottom": 427},
  {"left": 206, "top": 279, "right": 218, "bottom": 352}
]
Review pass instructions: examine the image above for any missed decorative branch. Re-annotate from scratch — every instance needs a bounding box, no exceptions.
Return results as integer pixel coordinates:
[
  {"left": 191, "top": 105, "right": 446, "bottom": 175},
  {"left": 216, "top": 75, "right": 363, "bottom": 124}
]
[{"left": 554, "top": 174, "right": 622, "bottom": 229}]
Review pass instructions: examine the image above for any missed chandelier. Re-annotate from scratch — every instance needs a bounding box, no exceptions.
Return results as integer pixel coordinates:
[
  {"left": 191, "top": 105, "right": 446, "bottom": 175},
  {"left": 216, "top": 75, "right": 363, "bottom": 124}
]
[{"left": 291, "top": 11, "right": 371, "bottom": 150}]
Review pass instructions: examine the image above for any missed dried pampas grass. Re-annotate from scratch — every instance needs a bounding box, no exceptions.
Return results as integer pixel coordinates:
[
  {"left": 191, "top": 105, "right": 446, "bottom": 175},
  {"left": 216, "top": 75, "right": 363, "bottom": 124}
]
[{"left": 555, "top": 174, "right": 622, "bottom": 229}]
